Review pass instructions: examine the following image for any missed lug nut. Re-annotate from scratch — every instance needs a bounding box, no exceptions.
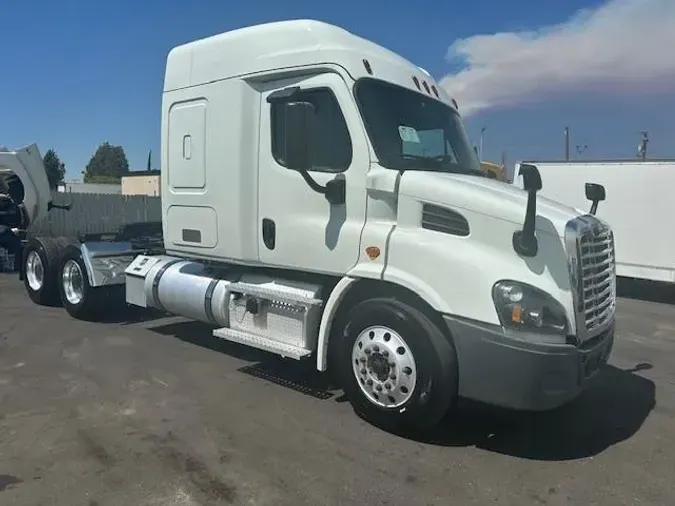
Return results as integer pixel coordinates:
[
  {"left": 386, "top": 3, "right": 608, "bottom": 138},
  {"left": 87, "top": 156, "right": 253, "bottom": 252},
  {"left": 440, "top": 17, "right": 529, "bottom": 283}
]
[
  {"left": 373, "top": 345, "right": 380, "bottom": 352},
  {"left": 366, "top": 379, "right": 373, "bottom": 386},
  {"left": 403, "top": 366, "right": 412, "bottom": 375},
  {"left": 375, "top": 385, "right": 382, "bottom": 392},
  {"left": 385, "top": 383, "right": 392, "bottom": 390},
  {"left": 382, "top": 350, "right": 389, "bottom": 357},
  {"left": 390, "top": 374, "right": 396, "bottom": 380},
  {"left": 365, "top": 349, "right": 371, "bottom": 354},
  {"left": 360, "top": 368, "right": 366, "bottom": 375},
  {"left": 359, "top": 357, "right": 366, "bottom": 363}
]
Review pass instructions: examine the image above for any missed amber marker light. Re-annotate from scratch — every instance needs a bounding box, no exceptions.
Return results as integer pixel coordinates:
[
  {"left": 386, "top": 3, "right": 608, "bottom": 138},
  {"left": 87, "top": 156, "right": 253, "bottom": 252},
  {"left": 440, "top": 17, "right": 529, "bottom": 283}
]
[
  {"left": 511, "top": 304, "right": 523, "bottom": 324},
  {"left": 365, "top": 246, "right": 381, "bottom": 260}
]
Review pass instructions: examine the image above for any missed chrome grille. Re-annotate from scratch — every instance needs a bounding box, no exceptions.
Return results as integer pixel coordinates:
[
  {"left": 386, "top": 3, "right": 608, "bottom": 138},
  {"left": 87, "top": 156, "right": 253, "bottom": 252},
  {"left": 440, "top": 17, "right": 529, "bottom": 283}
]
[
  {"left": 579, "top": 224, "right": 616, "bottom": 330},
  {"left": 565, "top": 215, "right": 616, "bottom": 340}
]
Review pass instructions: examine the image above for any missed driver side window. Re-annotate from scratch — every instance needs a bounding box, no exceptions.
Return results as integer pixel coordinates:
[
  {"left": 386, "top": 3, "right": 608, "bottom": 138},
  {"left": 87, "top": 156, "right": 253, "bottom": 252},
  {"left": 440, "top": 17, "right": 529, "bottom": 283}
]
[{"left": 270, "top": 88, "right": 353, "bottom": 173}]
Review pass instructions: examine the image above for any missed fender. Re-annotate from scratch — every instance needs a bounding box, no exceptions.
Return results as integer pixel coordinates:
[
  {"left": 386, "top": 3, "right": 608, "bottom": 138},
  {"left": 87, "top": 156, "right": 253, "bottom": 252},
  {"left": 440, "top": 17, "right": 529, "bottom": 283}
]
[
  {"left": 380, "top": 264, "right": 446, "bottom": 313},
  {"left": 316, "top": 276, "right": 357, "bottom": 371},
  {"left": 315, "top": 270, "right": 448, "bottom": 371}
]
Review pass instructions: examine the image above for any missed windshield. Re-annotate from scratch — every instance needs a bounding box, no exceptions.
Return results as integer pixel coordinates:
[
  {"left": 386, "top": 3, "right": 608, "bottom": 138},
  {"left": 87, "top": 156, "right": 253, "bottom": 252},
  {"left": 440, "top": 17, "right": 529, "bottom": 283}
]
[{"left": 354, "top": 78, "right": 482, "bottom": 175}]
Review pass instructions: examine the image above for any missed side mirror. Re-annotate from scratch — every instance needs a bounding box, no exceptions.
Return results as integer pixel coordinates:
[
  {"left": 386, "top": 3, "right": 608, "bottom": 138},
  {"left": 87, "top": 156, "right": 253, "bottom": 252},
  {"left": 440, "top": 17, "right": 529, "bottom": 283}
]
[
  {"left": 585, "top": 182, "right": 605, "bottom": 215},
  {"left": 283, "top": 101, "right": 316, "bottom": 172},
  {"left": 513, "top": 163, "right": 542, "bottom": 257},
  {"left": 280, "top": 100, "right": 346, "bottom": 205},
  {"left": 519, "top": 163, "right": 542, "bottom": 192}
]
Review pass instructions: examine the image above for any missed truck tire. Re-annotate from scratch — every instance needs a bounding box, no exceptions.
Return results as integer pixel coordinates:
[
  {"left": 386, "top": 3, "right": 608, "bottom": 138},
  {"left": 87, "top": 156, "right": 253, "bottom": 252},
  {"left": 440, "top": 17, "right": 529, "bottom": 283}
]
[
  {"left": 54, "top": 236, "right": 80, "bottom": 250},
  {"left": 22, "top": 237, "right": 63, "bottom": 306},
  {"left": 336, "top": 297, "right": 458, "bottom": 433},
  {"left": 57, "top": 245, "right": 101, "bottom": 320}
]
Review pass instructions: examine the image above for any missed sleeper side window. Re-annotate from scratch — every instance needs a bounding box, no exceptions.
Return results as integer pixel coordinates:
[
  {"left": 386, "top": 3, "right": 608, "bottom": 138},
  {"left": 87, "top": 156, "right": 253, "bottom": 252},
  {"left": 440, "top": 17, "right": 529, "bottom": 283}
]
[{"left": 271, "top": 88, "right": 353, "bottom": 173}]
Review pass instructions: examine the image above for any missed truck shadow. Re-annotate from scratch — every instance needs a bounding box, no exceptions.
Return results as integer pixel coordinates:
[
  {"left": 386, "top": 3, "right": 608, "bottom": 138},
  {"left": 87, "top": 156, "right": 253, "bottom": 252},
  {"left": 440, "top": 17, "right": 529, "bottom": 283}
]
[
  {"left": 100, "top": 306, "right": 167, "bottom": 324},
  {"left": 150, "top": 320, "right": 339, "bottom": 400},
  {"left": 617, "top": 276, "right": 675, "bottom": 305},
  {"left": 88, "top": 294, "right": 172, "bottom": 324},
  {"left": 148, "top": 319, "right": 655, "bottom": 461},
  {"left": 405, "top": 363, "right": 656, "bottom": 461}
]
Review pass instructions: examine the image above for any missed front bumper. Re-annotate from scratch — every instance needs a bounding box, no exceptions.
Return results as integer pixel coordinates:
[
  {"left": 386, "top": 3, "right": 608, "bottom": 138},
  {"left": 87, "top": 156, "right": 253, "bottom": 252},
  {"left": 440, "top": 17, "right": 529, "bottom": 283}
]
[{"left": 443, "top": 315, "right": 615, "bottom": 411}]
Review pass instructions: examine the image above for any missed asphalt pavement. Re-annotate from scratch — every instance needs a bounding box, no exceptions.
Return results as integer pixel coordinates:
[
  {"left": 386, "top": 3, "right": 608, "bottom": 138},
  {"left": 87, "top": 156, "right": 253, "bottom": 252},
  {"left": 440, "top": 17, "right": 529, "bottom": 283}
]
[{"left": 0, "top": 274, "right": 673, "bottom": 505}]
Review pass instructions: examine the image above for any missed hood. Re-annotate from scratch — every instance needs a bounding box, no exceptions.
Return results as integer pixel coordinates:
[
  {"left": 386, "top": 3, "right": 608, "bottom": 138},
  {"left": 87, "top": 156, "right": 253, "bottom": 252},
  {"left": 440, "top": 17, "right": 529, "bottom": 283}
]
[
  {"left": 0, "top": 144, "right": 52, "bottom": 226},
  {"left": 398, "top": 171, "right": 587, "bottom": 238}
]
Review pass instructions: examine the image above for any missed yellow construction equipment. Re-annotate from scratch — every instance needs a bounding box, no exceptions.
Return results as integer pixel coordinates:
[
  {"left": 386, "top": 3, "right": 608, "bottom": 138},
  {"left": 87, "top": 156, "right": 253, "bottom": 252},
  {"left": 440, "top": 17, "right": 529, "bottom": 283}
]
[{"left": 480, "top": 161, "right": 506, "bottom": 181}]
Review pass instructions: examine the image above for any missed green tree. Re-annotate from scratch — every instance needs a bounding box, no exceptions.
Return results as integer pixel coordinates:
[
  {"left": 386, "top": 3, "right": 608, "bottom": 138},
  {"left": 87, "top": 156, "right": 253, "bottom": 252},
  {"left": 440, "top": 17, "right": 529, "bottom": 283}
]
[
  {"left": 83, "top": 142, "right": 129, "bottom": 183},
  {"left": 43, "top": 149, "right": 66, "bottom": 189}
]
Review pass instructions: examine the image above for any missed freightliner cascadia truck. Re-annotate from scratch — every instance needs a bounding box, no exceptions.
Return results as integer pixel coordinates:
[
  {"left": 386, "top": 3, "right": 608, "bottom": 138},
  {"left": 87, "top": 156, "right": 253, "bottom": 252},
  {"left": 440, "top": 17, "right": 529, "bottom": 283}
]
[{"left": 2, "top": 20, "right": 616, "bottom": 432}]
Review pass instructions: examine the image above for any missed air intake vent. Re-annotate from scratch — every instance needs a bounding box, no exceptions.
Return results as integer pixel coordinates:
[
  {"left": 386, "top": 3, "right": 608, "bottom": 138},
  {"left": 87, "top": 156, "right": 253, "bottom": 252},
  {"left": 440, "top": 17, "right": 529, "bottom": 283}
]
[{"left": 421, "top": 204, "right": 470, "bottom": 237}]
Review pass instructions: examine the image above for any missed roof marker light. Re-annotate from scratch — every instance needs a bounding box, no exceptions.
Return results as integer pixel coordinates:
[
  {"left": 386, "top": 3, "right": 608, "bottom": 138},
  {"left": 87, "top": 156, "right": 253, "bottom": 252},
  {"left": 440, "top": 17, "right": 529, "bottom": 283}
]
[
  {"left": 412, "top": 76, "right": 421, "bottom": 89},
  {"left": 362, "top": 59, "right": 373, "bottom": 75}
]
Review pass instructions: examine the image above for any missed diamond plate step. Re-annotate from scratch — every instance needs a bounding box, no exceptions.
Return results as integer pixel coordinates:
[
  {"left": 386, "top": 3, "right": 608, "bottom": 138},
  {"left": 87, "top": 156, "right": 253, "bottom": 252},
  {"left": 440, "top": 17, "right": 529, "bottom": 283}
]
[
  {"left": 213, "top": 327, "right": 312, "bottom": 360},
  {"left": 227, "top": 282, "right": 323, "bottom": 307}
]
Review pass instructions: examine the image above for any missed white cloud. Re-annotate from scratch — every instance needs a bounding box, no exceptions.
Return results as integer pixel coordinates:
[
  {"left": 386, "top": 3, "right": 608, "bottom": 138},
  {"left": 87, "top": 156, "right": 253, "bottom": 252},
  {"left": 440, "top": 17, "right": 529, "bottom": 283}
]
[{"left": 440, "top": 0, "right": 675, "bottom": 116}]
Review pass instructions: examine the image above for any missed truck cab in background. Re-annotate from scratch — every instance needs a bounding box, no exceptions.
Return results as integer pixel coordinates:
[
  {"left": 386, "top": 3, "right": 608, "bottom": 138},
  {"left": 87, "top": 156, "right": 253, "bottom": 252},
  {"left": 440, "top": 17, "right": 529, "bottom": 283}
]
[
  {"left": 12, "top": 20, "right": 616, "bottom": 433},
  {"left": 0, "top": 145, "right": 53, "bottom": 271}
]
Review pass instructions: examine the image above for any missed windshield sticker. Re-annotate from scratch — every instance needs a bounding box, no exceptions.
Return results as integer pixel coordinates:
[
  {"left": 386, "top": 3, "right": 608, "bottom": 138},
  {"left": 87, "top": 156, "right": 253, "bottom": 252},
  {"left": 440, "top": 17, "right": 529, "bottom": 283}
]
[{"left": 398, "top": 126, "right": 420, "bottom": 144}]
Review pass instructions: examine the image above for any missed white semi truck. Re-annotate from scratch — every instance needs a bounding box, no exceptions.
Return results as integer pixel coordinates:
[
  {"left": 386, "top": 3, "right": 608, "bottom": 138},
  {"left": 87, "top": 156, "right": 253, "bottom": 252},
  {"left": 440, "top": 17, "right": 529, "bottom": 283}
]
[
  {"left": 4, "top": 20, "right": 617, "bottom": 432},
  {"left": 513, "top": 159, "right": 675, "bottom": 284}
]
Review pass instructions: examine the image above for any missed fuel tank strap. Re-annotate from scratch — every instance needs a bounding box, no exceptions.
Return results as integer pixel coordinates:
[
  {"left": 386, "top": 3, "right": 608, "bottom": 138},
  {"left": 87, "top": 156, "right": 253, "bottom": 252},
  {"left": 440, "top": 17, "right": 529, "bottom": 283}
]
[
  {"left": 203, "top": 278, "right": 220, "bottom": 325},
  {"left": 151, "top": 259, "right": 182, "bottom": 312}
]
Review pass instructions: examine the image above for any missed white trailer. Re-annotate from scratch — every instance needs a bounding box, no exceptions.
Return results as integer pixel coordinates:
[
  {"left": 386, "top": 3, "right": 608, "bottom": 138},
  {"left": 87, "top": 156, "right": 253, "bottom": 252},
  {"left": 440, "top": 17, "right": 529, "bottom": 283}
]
[
  {"left": 3, "top": 20, "right": 616, "bottom": 433},
  {"left": 514, "top": 159, "right": 675, "bottom": 284}
]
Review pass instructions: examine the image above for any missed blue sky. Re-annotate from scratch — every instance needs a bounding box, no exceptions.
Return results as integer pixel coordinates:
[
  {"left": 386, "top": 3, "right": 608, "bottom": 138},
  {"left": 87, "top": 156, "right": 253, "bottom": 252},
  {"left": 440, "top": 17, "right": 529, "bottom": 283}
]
[{"left": 1, "top": 0, "right": 673, "bottom": 180}]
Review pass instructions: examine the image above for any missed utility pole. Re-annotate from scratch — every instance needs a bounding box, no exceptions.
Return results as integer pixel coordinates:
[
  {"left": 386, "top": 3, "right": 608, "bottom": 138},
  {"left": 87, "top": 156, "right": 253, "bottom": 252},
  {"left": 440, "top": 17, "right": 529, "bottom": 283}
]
[
  {"left": 638, "top": 131, "right": 649, "bottom": 161},
  {"left": 501, "top": 150, "right": 509, "bottom": 182},
  {"left": 564, "top": 127, "right": 570, "bottom": 161},
  {"left": 479, "top": 127, "right": 487, "bottom": 161}
]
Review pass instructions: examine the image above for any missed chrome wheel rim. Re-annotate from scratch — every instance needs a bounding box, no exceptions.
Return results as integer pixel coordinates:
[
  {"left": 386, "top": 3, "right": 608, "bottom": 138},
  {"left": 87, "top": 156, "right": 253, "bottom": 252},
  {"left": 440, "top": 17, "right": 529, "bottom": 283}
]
[
  {"left": 351, "top": 325, "right": 417, "bottom": 408},
  {"left": 62, "top": 259, "right": 85, "bottom": 305},
  {"left": 26, "top": 251, "right": 44, "bottom": 291}
]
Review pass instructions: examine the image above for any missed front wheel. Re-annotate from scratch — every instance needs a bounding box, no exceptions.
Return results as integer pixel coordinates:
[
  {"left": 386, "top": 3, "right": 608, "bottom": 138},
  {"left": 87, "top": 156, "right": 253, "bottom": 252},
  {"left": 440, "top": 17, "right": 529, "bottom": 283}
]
[{"left": 337, "top": 297, "right": 458, "bottom": 433}]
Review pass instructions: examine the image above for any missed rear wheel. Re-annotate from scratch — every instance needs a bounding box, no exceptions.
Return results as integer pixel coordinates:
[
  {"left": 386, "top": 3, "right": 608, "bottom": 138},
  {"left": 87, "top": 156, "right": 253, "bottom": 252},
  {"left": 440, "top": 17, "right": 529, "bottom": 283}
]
[
  {"left": 23, "top": 237, "right": 62, "bottom": 306},
  {"left": 336, "top": 297, "right": 458, "bottom": 433},
  {"left": 58, "top": 246, "right": 100, "bottom": 320},
  {"left": 54, "top": 236, "right": 80, "bottom": 250}
]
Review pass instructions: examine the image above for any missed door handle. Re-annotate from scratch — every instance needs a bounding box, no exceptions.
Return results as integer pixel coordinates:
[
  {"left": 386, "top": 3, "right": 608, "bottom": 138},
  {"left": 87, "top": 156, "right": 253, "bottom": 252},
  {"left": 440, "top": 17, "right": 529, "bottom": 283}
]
[
  {"left": 325, "top": 177, "right": 346, "bottom": 205},
  {"left": 262, "top": 218, "right": 276, "bottom": 250}
]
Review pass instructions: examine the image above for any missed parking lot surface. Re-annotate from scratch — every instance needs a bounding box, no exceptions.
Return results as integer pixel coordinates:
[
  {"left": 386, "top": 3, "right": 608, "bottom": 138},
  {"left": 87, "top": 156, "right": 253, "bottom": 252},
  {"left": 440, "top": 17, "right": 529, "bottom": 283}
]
[{"left": 0, "top": 274, "right": 673, "bottom": 505}]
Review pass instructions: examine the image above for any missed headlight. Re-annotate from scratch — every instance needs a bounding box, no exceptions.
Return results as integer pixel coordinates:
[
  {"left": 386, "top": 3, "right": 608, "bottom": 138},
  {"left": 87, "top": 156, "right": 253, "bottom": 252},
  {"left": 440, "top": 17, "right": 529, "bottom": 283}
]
[{"left": 492, "top": 280, "right": 569, "bottom": 336}]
